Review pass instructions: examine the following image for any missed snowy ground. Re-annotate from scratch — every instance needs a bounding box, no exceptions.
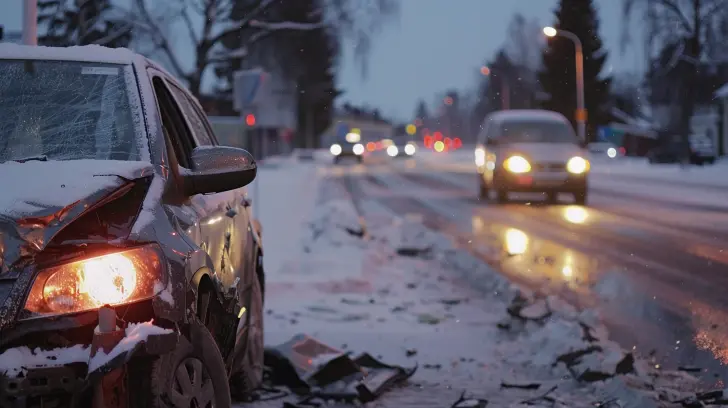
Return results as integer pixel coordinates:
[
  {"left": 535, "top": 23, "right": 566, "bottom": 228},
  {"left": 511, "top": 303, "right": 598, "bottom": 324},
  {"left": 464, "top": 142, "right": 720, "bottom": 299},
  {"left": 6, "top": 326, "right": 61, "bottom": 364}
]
[{"left": 241, "top": 155, "right": 722, "bottom": 408}]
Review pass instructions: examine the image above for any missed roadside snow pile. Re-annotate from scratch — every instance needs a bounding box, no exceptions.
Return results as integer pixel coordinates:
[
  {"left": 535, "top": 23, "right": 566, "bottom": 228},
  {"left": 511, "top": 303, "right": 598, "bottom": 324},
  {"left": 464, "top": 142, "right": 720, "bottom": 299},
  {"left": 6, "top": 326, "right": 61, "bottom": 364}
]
[
  {"left": 303, "top": 199, "right": 367, "bottom": 250},
  {"left": 495, "top": 291, "right": 709, "bottom": 407}
]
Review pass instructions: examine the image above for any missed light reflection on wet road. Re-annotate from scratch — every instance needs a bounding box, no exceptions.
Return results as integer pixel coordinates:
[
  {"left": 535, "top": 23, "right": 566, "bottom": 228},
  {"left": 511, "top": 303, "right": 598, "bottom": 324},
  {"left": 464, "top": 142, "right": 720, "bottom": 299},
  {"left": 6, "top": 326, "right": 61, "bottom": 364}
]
[{"left": 323, "top": 155, "right": 728, "bottom": 386}]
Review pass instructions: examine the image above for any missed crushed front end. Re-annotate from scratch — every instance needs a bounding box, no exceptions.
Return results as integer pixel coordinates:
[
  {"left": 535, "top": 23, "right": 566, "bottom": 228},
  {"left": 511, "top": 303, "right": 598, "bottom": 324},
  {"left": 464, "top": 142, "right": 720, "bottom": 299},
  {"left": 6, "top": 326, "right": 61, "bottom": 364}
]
[{"left": 0, "top": 170, "right": 188, "bottom": 408}]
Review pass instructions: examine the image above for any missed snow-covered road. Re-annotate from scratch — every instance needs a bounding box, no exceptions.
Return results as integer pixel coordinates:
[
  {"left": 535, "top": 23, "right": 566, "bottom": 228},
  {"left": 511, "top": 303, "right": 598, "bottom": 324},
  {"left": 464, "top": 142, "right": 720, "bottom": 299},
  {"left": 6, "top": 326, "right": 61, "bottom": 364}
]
[{"left": 239, "top": 154, "right": 726, "bottom": 407}]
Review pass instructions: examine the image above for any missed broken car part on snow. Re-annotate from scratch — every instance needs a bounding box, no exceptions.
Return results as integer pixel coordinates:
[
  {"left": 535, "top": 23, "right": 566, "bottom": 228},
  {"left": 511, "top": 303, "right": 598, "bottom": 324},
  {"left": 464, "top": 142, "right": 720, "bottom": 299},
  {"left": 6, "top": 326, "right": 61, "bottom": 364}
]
[{"left": 242, "top": 334, "right": 416, "bottom": 407}]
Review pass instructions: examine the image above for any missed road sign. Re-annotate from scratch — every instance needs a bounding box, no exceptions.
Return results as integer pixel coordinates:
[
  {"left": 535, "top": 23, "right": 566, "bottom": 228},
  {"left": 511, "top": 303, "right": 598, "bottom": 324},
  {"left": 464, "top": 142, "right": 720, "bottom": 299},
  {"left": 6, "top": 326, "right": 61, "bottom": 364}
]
[{"left": 233, "top": 68, "right": 269, "bottom": 112}]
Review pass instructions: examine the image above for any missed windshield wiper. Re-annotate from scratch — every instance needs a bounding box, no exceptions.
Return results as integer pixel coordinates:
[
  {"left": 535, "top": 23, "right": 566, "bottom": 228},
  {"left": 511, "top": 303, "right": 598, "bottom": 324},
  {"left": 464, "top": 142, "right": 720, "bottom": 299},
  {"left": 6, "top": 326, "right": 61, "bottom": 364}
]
[{"left": 8, "top": 155, "right": 48, "bottom": 163}]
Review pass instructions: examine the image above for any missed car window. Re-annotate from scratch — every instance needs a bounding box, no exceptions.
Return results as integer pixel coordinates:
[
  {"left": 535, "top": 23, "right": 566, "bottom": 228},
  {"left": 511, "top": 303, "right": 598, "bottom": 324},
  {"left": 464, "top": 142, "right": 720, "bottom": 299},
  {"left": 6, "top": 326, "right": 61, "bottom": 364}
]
[
  {"left": 0, "top": 60, "right": 143, "bottom": 162},
  {"left": 151, "top": 76, "right": 195, "bottom": 169},
  {"left": 167, "top": 83, "right": 214, "bottom": 146},
  {"left": 498, "top": 120, "right": 578, "bottom": 144}
]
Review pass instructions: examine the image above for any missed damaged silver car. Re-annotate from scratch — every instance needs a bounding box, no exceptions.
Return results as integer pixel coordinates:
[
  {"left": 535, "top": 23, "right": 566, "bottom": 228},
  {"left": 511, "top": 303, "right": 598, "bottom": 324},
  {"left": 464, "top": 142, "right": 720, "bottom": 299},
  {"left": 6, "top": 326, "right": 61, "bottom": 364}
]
[{"left": 0, "top": 44, "right": 264, "bottom": 408}]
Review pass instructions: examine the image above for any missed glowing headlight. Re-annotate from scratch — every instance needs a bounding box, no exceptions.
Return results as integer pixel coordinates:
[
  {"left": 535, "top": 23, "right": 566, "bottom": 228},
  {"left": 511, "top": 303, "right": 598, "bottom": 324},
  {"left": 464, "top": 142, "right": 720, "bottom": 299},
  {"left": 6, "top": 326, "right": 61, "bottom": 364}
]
[
  {"left": 474, "top": 148, "right": 486, "bottom": 166},
  {"left": 404, "top": 144, "right": 416, "bottom": 155},
  {"left": 504, "top": 155, "right": 531, "bottom": 173},
  {"left": 23, "top": 245, "right": 164, "bottom": 317},
  {"left": 353, "top": 143, "right": 365, "bottom": 155},
  {"left": 330, "top": 144, "right": 342, "bottom": 156},
  {"left": 566, "top": 156, "right": 590, "bottom": 174},
  {"left": 387, "top": 145, "right": 399, "bottom": 157},
  {"left": 345, "top": 132, "right": 360, "bottom": 143},
  {"left": 607, "top": 147, "right": 617, "bottom": 158}
]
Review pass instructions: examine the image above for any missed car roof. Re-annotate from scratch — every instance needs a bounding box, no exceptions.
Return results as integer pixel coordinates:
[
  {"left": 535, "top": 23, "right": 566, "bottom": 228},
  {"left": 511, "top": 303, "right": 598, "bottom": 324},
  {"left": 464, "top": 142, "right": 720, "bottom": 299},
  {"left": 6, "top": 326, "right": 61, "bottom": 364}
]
[
  {"left": 0, "top": 43, "right": 184, "bottom": 88},
  {"left": 0, "top": 43, "right": 145, "bottom": 65},
  {"left": 486, "top": 109, "right": 570, "bottom": 125}
]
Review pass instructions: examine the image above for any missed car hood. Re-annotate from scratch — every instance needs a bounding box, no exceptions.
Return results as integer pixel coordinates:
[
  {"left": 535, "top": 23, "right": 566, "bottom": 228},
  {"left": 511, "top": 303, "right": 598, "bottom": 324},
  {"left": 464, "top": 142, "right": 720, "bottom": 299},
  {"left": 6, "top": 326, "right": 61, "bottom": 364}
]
[
  {"left": 500, "top": 143, "right": 585, "bottom": 163},
  {"left": 0, "top": 159, "right": 154, "bottom": 275}
]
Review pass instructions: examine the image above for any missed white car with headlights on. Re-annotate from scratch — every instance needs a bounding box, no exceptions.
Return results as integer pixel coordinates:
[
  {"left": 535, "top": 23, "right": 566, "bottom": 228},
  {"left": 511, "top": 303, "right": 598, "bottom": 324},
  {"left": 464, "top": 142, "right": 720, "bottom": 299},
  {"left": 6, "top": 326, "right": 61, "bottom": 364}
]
[
  {"left": 475, "top": 110, "right": 590, "bottom": 205},
  {"left": 330, "top": 131, "right": 365, "bottom": 164},
  {"left": 387, "top": 134, "right": 417, "bottom": 158}
]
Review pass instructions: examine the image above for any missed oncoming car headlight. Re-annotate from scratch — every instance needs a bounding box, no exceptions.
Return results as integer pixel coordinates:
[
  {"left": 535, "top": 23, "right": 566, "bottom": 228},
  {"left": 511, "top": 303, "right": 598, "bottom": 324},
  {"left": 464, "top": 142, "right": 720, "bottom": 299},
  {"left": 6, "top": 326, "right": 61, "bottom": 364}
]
[
  {"left": 330, "top": 144, "right": 342, "bottom": 156},
  {"left": 566, "top": 156, "right": 590, "bottom": 174},
  {"left": 353, "top": 143, "right": 365, "bottom": 155},
  {"left": 474, "top": 148, "right": 486, "bottom": 166},
  {"left": 504, "top": 155, "right": 531, "bottom": 173},
  {"left": 404, "top": 144, "right": 416, "bottom": 156},
  {"left": 387, "top": 145, "right": 399, "bottom": 157},
  {"left": 23, "top": 245, "right": 165, "bottom": 317}
]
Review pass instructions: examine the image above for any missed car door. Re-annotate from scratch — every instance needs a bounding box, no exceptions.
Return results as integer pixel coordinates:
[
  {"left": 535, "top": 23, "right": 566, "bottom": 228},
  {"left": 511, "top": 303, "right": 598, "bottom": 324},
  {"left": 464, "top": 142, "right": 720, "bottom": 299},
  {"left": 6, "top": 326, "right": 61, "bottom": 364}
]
[{"left": 165, "top": 81, "right": 251, "bottom": 295}]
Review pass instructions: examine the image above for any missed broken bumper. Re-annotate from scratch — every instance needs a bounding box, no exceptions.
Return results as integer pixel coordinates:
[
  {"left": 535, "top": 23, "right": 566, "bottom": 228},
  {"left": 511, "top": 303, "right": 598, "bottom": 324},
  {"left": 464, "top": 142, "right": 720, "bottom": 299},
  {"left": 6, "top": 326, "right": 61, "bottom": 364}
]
[{"left": 0, "top": 306, "right": 178, "bottom": 407}]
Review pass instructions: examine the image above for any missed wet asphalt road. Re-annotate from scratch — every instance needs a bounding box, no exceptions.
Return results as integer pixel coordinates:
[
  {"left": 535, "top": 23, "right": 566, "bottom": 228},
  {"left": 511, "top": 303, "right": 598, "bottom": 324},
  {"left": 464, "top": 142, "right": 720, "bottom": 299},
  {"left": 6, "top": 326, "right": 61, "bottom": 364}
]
[{"left": 325, "top": 153, "right": 728, "bottom": 388}]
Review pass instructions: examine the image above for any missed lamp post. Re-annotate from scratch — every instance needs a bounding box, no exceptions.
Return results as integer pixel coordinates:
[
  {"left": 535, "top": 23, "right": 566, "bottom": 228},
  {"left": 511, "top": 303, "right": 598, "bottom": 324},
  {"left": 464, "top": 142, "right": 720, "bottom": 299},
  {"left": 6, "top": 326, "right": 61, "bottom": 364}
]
[
  {"left": 22, "top": 0, "right": 37, "bottom": 45},
  {"left": 480, "top": 66, "right": 509, "bottom": 110},
  {"left": 543, "top": 26, "right": 585, "bottom": 141}
]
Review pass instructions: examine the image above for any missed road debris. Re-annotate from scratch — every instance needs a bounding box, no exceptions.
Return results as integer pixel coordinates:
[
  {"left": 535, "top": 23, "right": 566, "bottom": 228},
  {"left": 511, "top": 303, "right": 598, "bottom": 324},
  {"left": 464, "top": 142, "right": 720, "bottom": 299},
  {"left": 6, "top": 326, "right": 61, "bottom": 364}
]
[{"left": 250, "top": 334, "right": 416, "bottom": 406}]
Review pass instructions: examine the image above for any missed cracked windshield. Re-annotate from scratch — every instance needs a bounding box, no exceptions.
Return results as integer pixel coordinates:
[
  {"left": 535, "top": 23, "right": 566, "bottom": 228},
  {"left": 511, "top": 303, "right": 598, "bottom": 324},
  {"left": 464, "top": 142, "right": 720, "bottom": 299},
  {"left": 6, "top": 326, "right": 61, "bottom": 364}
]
[{"left": 1, "top": 0, "right": 728, "bottom": 407}]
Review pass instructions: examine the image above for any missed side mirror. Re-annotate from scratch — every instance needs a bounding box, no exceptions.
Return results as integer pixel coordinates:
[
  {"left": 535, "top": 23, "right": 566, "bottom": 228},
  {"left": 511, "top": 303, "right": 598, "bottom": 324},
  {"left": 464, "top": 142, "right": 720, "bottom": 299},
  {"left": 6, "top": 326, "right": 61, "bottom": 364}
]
[{"left": 182, "top": 146, "right": 257, "bottom": 196}]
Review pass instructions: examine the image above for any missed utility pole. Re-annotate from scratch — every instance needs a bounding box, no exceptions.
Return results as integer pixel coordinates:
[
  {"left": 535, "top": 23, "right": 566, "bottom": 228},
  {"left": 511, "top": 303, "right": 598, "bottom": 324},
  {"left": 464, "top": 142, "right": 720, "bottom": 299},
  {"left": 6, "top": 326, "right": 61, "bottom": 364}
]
[{"left": 23, "top": 0, "right": 38, "bottom": 46}]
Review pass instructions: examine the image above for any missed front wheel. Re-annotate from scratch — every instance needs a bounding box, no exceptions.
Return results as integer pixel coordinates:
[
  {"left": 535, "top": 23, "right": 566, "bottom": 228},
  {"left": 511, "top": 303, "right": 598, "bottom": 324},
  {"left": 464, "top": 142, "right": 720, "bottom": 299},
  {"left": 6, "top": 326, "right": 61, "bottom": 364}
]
[
  {"left": 357, "top": 155, "right": 363, "bottom": 164},
  {"left": 495, "top": 190, "right": 509, "bottom": 204},
  {"left": 128, "top": 317, "right": 232, "bottom": 408},
  {"left": 574, "top": 190, "right": 588, "bottom": 206},
  {"left": 478, "top": 176, "right": 489, "bottom": 200},
  {"left": 229, "top": 266, "right": 265, "bottom": 399},
  {"left": 333, "top": 156, "right": 341, "bottom": 165}
]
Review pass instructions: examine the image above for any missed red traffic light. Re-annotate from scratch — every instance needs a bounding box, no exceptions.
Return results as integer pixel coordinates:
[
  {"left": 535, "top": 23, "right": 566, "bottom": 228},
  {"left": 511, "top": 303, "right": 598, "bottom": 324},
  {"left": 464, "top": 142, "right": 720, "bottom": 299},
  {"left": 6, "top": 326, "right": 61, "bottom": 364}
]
[{"left": 245, "top": 114, "right": 256, "bottom": 126}]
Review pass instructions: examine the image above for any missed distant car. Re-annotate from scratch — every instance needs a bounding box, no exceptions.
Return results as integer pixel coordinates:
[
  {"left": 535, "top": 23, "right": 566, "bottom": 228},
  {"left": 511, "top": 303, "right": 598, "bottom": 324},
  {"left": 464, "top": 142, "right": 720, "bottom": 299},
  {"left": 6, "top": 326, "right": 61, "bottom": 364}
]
[
  {"left": 330, "top": 131, "right": 364, "bottom": 164},
  {"left": 587, "top": 142, "right": 623, "bottom": 160},
  {"left": 387, "top": 135, "right": 417, "bottom": 158},
  {"left": 0, "top": 44, "right": 263, "bottom": 407},
  {"left": 647, "top": 134, "right": 716, "bottom": 165},
  {"left": 475, "top": 110, "right": 590, "bottom": 205}
]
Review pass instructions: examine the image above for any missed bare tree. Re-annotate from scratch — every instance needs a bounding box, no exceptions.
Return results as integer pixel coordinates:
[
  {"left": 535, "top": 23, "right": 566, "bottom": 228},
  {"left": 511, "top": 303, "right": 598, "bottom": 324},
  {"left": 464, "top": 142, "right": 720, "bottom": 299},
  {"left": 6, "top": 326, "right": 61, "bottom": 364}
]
[
  {"left": 126, "top": 0, "right": 334, "bottom": 97},
  {"left": 503, "top": 13, "right": 544, "bottom": 72},
  {"left": 126, "top": 0, "right": 397, "bottom": 97},
  {"left": 622, "top": 0, "right": 728, "bottom": 153}
]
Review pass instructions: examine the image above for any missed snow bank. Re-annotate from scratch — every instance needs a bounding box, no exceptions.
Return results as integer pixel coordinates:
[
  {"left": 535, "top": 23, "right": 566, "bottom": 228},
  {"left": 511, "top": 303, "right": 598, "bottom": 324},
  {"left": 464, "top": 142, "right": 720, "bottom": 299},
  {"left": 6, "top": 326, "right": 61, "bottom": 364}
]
[
  {"left": 0, "top": 344, "right": 90, "bottom": 377},
  {"left": 303, "top": 199, "right": 366, "bottom": 250}
]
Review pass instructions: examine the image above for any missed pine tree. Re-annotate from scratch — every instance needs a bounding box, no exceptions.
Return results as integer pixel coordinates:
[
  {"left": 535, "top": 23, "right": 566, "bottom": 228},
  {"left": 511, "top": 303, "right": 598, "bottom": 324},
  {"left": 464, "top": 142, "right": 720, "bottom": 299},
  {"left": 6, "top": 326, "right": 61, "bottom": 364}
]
[
  {"left": 538, "top": 0, "right": 611, "bottom": 142},
  {"left": 414, "top": 100, "right": 429, "bottom": 122},
  {"left": 37, "top": 0, "right": 131, "bottom": 48}
]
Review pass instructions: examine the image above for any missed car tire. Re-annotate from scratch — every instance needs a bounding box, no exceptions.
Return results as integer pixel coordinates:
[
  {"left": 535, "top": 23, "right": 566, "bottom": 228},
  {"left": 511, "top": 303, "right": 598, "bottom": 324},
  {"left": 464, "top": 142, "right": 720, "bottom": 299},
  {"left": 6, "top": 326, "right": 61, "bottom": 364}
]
[
  {"left": 357, "top": 156, "right": 363, "bottom": 164},
  {"left": 128, "top": 317, "right": 232, "bottom": 408},
  {"left": 478, "top": 177, "right": 489, "bottom": 200},
  {"left": 229, "top": 262, "right": 265, "bottom": 399},
  {"left": 495, "top": 190, "right": 509, "bottom": 204},
  {"left": 574, "top": 190, "right": 588, "bottom": 206},
  {"left": 333, "top": 156, "right": 340, "bottom": 165},
  {"left": 546, "top": 191, "right": 559, "bottom": 204}
]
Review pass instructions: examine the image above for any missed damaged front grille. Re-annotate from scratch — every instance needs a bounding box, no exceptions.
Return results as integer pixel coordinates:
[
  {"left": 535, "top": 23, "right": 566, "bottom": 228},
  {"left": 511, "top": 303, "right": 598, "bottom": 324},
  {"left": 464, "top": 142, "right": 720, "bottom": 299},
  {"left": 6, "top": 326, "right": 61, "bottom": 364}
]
[{"left": 0, "top": 364, "right": 88, "bottom": 408}]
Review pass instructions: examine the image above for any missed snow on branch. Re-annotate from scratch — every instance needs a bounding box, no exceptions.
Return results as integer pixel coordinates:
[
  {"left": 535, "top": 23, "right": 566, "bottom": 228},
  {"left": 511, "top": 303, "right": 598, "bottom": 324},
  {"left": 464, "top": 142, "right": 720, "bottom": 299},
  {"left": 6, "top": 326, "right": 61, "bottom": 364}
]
[{"left": 249, "top": 19, "right": 325, "bottom": 31}]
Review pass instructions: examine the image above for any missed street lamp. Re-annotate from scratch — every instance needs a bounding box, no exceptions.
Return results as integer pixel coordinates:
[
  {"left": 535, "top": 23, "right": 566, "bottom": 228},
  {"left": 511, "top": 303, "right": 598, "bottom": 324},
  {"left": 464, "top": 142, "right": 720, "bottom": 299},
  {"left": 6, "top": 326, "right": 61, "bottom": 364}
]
[{"left": 543, "top": 26, "right": 585, "bottom": 141}]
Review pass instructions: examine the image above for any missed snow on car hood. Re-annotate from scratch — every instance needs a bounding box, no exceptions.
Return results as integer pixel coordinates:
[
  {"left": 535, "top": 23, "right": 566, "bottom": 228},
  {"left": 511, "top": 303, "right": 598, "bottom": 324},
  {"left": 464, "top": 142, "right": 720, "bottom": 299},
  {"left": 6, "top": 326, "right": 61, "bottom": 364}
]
[
  {"left": 0, "top": 159, "right": 153, "bottom": 274},
  {"left": 502, "top": 143, "right": 585, "bottom": 163}
]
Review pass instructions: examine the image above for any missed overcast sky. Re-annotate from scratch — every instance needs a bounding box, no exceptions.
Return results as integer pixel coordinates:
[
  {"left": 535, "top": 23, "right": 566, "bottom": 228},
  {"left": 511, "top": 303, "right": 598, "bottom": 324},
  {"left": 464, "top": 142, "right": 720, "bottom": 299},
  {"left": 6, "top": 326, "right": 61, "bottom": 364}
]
[{"left": 0, "top": 1, "right": 644, "bottom": 121}]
